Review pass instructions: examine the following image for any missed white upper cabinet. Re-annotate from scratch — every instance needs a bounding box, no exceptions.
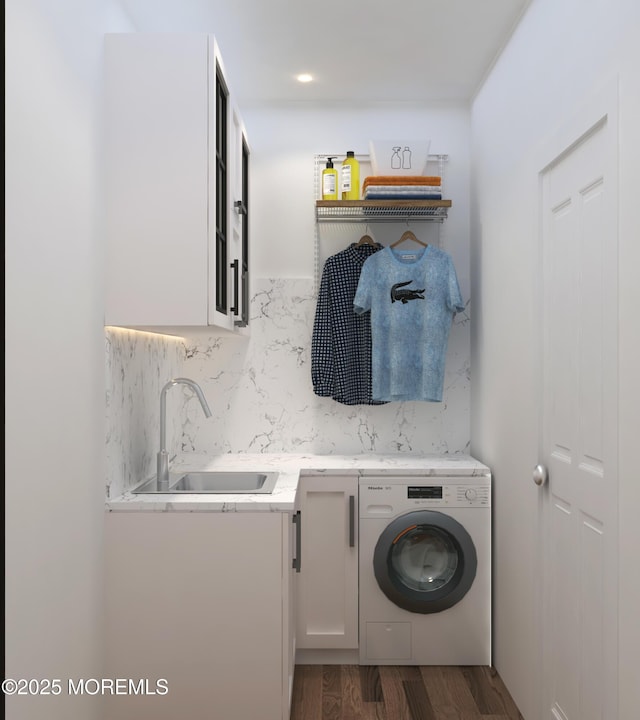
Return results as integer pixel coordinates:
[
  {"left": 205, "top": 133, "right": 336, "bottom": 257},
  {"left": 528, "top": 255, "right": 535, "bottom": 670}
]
[{"left": 105, "top": 33, "right": 249, "bottom": 333}]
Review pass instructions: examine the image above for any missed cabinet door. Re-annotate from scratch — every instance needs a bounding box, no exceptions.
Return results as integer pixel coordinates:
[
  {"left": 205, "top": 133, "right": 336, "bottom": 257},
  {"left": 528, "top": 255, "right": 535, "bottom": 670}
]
[
  {"left": 240, "top": 135, "right": 250, "bottom": 326},
  {"left": 284, "top": 511, "right": 298, "bottom": 715},
  {"left": 105, "top": 33, "right": 239, "bottom": 332},
  {"left": 208, "top": 41, "right": 233, "bottom": 330},
  {"left": 228, "top": 101, "right": 250, "bottom": 328},
  {"left": 104, "top": 511, "right": 286, "bottom": 720},
  {"left": 296, "top": 474, "right": 358, "bottom": 649}
]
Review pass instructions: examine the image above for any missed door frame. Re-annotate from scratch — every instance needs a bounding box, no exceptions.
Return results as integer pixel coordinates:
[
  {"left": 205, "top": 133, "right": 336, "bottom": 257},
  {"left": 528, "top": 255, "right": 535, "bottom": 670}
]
[{"left": 534, "top": 77, "right": 619, "bottom": 720}]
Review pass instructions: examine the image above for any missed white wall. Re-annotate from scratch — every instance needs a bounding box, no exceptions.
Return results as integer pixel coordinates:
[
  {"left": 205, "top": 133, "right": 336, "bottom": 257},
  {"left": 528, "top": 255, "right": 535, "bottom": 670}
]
[
  {"left": 5, "top": 1, "right": 130, "bottom": 718},
  {"left": 243, "top": 102, "right": 470, "bottom": 283},
  {"left": 471, "top": 0, "right": 640, "bottom": 717}
]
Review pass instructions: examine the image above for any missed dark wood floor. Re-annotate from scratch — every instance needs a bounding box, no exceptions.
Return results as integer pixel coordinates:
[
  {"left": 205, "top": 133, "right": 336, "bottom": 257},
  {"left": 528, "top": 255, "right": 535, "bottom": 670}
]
[{"left": 290, "top": 665, "right": 524, "bottom": 720}]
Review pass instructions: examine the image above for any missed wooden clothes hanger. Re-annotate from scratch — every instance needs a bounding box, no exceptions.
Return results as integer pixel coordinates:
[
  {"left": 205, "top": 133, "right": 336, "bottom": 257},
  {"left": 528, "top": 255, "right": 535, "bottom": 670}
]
[
  {"left": 391, "top": 228, "right": 428, "bottom": 248},
  {"left": 356, "top": 233, "right": 376, "bottom": 246},
  {"left": 355, "top": 225, "right": 378, "bottom": 246}
]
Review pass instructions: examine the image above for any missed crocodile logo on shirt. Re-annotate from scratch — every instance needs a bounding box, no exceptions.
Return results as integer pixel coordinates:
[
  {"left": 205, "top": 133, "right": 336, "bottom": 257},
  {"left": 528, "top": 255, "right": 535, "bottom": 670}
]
[{"left": 390, "top": 280, "right": 425, "bottom": 304}]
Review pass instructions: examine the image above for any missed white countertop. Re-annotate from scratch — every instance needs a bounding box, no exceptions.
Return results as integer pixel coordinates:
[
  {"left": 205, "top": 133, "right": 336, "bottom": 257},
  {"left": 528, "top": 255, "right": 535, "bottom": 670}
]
[{"left": 106, "top": 452, "right": 491, "bottom": 513}]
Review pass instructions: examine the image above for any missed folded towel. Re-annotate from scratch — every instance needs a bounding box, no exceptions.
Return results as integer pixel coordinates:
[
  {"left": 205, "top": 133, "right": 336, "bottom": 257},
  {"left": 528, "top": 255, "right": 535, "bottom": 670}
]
[
  {"left": 364, "top": 191, "right": 443, "bottom": 200},
  {"left": 362, "top": 185, "right": 442, "bottom": 200},
  {"left": 363, "top": 185, "right": 442, "bottom": 195},
  {"left": 364, "top": 175, "right": 441, "bottom": 185},
  {"left": 363, "top": 175, "right": 441, "bottom": 190}
]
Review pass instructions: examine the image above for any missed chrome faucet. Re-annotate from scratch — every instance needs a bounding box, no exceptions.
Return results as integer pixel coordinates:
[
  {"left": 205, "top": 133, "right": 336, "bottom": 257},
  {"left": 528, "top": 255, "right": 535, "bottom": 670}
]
[{"left": 157, "top": 378, "right": 212, "bottom": 490}]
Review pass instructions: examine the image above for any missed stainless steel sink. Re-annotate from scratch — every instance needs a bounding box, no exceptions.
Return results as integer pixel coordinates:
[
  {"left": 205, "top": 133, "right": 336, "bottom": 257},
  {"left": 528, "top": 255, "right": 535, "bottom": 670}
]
[{"left": 132, "top": 471, "right": 279, "bottom": 495}]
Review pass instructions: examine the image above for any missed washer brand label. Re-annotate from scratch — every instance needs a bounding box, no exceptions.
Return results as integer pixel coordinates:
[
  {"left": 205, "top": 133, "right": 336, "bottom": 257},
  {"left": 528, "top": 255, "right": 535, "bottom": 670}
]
[{"left": 367, "top": 486, "right": 384, "bottom": 490}]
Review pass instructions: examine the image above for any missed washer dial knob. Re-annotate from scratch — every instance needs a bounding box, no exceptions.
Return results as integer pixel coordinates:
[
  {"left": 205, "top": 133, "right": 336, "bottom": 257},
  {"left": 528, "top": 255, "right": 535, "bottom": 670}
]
[{"left": 464, "top": 488, "right": 478, "bottom": 501}]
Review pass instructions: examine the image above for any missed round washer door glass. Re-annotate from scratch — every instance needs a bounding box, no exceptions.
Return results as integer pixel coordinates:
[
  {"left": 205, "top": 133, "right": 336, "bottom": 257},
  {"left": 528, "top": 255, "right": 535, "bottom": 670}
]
[
  {"left": 391, "top": 525, "right": 459, "bottom": 591},
  {"left": 373, "top": 510, "right": 477, "bottom": 614}
]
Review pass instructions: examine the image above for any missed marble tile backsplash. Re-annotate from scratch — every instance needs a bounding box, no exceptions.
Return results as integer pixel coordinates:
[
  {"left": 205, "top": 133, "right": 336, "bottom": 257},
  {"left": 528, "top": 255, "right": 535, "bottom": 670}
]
[
  {"left": 105, "top": 278, "right": 470, "bottom": 498},
  {"left": 183, "top": 278, "right": 470, "bottom": 456},
  {"left": 105, "top": 327, "right": 186, "bottom": 499}
]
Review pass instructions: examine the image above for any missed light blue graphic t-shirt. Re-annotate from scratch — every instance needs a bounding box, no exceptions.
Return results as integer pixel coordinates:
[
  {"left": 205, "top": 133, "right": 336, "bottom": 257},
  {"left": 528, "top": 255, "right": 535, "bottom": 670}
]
[{"left": 353, "top": 245, "right": 464, "bottom": 402}]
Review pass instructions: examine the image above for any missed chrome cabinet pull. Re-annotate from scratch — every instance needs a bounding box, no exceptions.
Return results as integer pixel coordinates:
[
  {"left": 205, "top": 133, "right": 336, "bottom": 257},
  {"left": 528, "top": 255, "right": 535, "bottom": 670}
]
[
  {"left": 292, "top": 511, "right": 302, "bottom": 573},
  {"left": 234, "top": 268, "right": 248, "bottom": 328},
  {"left": 349, "top": 495, "right": 355, "bottom": 548},
  {"left": 230, "top": 259, "right": 239, "bottom": 315}
]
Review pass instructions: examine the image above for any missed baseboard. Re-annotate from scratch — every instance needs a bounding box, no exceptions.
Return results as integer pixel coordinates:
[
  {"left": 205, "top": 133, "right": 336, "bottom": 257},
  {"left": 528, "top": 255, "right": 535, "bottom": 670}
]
[{"left": 295, "top": 649, "right": 360, "bottom": 665}]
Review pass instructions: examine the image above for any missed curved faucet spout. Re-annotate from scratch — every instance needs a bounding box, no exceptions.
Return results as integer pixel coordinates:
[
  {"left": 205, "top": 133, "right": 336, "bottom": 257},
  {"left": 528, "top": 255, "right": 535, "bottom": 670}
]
[{"left": 157, "top": 378, "right": 212, "bottom": 490}]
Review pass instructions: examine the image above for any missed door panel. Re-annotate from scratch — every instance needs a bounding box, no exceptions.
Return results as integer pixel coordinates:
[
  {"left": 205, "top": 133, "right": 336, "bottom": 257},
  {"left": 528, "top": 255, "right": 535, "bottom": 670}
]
[{"left": 541, "top": 117, "right": 617, "bottom": 720}]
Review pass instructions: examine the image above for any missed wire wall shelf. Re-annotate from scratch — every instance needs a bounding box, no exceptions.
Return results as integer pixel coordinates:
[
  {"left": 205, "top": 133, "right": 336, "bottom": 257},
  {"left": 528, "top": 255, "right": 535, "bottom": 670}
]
[
  {"left": 312, "top": 153, "right": 451, "bottom": 292},
  {"left": 316, "top": 199, "right": 451, "bottom": 223}
]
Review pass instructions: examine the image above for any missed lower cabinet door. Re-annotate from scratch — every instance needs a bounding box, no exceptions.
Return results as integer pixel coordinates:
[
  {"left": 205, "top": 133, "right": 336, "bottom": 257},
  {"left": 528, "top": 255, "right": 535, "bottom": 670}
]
[
  {"left": 104, "top": 511, "right": 287, "bottom": 720},
  {"left": 285, "top": 511, "right": 298, "bottom": 714},
  {"left": 295, "top": 474, "right": 358, "bottom": 649}
]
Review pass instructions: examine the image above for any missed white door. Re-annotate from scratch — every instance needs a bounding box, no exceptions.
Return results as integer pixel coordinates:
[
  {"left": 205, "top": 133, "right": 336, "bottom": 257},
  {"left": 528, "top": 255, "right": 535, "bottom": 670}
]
[{"left": 540, "top": 114, "right": 618, "bottom": 720}]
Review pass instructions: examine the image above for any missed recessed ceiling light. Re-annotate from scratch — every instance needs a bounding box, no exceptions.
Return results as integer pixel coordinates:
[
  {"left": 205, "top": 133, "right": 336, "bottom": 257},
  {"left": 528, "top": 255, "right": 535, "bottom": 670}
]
[{"left": 296, "top": 73, "right": 313, "bottom": 83}]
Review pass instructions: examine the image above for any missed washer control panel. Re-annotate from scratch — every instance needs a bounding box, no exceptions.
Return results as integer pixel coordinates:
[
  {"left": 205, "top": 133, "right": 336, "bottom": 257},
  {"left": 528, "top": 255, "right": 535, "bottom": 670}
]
[
  {"left": 407, "top": 484, "right": 490, "bottom": 506},
  {"left": 359, "top": 475, "right": 491, "bottom": 517}
]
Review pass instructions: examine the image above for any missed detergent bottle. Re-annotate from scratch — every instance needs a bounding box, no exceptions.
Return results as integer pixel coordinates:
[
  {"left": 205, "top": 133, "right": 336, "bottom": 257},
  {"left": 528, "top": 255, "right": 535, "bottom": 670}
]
[
  {"left": 321, "top": 157, "right": 339, "bottom": 200},
  {"left": 341, "top": 151, "right": 360, "bottom": 200}
]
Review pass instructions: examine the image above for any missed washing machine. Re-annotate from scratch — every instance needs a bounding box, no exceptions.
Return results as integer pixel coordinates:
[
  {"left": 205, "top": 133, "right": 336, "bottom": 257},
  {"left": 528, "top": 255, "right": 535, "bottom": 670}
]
[{"left": 359, "top": 469, "right": 491, "bottom": 665}]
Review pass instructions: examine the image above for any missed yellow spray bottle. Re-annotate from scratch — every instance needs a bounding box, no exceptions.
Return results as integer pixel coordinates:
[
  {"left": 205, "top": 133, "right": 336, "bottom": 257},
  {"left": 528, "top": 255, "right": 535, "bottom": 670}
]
[{"left": 321, "top": 157, "right": 339, "bottom": 200}]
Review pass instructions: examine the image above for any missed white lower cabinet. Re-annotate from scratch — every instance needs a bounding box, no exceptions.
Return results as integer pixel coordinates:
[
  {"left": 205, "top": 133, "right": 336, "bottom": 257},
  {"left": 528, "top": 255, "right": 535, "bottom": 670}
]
[
  {"left": 104, "top": 511, "right": 295, "bottom": 720},
  {"left": 295, "top": 474, "right": 358, "bottom": 652}
]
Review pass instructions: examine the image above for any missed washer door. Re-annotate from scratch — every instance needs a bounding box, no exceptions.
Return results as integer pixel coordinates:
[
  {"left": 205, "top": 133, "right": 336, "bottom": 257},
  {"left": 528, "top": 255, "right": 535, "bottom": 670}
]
[{"left": 373, "top": 510, "right": 477, "bottom": 614}]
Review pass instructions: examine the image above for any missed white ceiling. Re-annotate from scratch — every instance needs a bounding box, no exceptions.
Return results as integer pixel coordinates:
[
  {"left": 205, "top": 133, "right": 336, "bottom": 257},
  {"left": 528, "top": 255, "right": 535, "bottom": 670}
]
[{"left": 117, "top": 0, "right": 532, "bottom": 106}]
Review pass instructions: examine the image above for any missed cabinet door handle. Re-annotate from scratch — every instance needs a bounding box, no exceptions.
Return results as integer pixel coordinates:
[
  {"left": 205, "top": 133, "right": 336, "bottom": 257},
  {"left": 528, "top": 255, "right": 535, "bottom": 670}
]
[
  {"left": 292, "top": 511, "right": 302, "bottom": 573},
  {"left": 234, "top": 200, "right": 247, "bottom": 216},
  {"left": 234, "top": 268, "right": 248, "bottom": 328},
  {"left": 230, "top": 259, "right": 239, "bottom": 315},
  {"left": 349, "top": 495, "right": 355, "bottom": 548}
]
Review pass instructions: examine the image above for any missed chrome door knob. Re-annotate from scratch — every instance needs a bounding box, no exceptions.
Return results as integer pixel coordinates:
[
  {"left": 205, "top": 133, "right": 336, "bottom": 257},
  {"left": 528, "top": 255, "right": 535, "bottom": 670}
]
[{"left": 533, "top": 464, "right": 548, "bottom": 487}]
